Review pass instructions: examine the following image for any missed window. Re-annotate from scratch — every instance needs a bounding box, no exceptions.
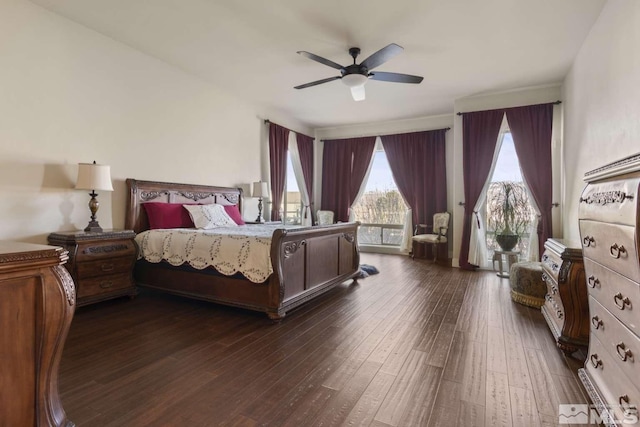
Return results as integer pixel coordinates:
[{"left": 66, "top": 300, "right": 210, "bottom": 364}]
[
  {"left": 484, "top": 132, "right": 537, "bottom": 258},
  {"left": 281, "top": 152, "right": 302, "bottom": 225},
  {"left": 351, "top": 148, "right": 407, "bottom": 246}
]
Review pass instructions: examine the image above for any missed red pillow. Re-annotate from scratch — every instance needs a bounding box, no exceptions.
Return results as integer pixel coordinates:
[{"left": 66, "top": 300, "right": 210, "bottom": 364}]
[
  {"left": 142, "top": 203, "right": 195, "bottom": 229},
  {"left": 223, "top": 205, "right": 245, "bottom": 225}
]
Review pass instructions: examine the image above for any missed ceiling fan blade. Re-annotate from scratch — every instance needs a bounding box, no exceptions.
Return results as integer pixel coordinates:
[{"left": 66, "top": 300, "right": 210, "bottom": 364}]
[
  {"left": 297, "top": 51, "right": 344, "bottom": 70},
  {"left": 369, "top": 71, "right": 423, "bottom": 84},
  {"left": 360, "top": 43, "right": 404, "bottom": 71},
  {"left": 350, "top": 85, "right": 365, "bottom": 102},
  {"left": 294, "top": 76, "right": 341, "bottom": 90}
]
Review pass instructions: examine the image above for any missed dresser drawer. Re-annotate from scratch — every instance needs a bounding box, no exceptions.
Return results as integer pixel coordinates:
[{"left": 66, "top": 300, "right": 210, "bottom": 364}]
[
  {"left": 589, "top": 296, "right": 640, "bottom": 381},
  {"left": 76, "top": 257, "right": 134, "bottom": 279},
  {"left": 586, "top": 333, "right": 640, "bottom": 424},
  {"left": 76, "top": 273, "right": 133, "bottom": 299},
  {"left": 75, "top": 239, "right": 137, "bottom": 262},
  {"left": 542, "top": 251, "right": 562, "bottom": 283},
  {"left": 579, "top": 176, "right": 640, "bottom": 226},
  {"left": 584, "top": 258, "right": 640, "bottom": 333},
  {"left": 580, "top": 220, "right": 640, "bottom": 281}
]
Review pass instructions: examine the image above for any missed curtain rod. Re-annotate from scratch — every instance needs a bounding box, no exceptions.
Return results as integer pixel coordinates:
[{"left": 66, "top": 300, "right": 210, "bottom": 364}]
[
  {"left": 320, "top": 127, "right": 451, "bottom": 141},
  {"left": 263, "top": 119, "right": 314, "bottom": 140},
  {"left": 456, "top": 100, "right": 562, "bottom": 116}
]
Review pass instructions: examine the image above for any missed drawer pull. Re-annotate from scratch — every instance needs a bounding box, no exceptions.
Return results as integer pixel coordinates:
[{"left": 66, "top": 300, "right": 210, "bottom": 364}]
[
  {"left": 619, "top": 395, "right": 638, "bottom": 417},
  {"left": 99, "top": 281, "right": 114, "bottom": 289},
  {"left": 614, "top": 292, "right": 632, "bottom": 310},
  {"left": 101, "top": 263, "right": 115, "bottom": 272},
  {"left": 583, "top": 236, "right": 595, "bottom": 247},
  {"left": 590, "top": 353, "right": 603, "bottom": 369},
  {"left": 616, "top": 342, "right": 633, "bottom": 362},
  {"left": 587, "top": 275, "right": 600, "bottom": 288},
  {"left": 556, "top": 309, "right": 563, "bottom": 319},
  {"left": 591, "top": 315, "right": 603, "bottom": 329},
  {"left": 541, "top": 272, "right": 549, "bottom": 283},
  {"left": 610, "top": 243, "right": 627, "bottom": 259}
]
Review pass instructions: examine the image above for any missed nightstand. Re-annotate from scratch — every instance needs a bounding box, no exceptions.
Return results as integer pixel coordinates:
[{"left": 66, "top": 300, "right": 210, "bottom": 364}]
[{"left": 48, "top": 229, "right": 137, "bottom": 306}]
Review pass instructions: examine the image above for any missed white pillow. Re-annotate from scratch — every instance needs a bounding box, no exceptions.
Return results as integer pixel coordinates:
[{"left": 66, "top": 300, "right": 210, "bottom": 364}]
[{"left": 184, "top": 204, "right": 237, "bottom": 229}]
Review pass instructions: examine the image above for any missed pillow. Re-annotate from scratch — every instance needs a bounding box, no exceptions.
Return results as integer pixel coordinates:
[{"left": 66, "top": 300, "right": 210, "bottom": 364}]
[
  {"left": 223, "top": 205, "right": 245, "bottom": 225},
  {"left": 184, "top": 204, "right": 237, "bottom": 229},
  {"left": 142, "top": 203, "right": 195, "bottom": 229}
]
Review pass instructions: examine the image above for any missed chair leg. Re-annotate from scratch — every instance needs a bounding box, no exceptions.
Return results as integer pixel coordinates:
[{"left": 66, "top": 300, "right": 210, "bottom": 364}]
[{"left": 433, "top": 244, "right": 437, "bottom": 262}]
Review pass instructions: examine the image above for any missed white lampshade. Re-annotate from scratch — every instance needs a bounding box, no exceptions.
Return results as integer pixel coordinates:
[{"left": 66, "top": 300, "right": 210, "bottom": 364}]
[
  {"left": 341, "top": 74, "right": 368, "bottom": 88},
  {"left": 252, "top": 181, "right": 268, "bottom": 198},
  {"left": 76, "top": 162, "right": 114, "bottom": 191}
]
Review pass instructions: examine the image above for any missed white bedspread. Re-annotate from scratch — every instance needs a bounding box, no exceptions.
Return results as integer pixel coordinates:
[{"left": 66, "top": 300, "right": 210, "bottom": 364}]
[{"left": 135, "top": 224, "right": 293, "bottom": 283}]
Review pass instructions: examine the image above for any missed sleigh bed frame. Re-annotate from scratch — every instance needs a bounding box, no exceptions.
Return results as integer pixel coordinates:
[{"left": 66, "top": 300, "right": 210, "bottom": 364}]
[{"left": 125, "top": 178, "right": 360, "bottom": 320}]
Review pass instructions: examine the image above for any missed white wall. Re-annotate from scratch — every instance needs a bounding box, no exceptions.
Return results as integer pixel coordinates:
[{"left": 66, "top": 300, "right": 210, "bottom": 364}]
[
  {"left": 562, "top": 0, "right": 640, "bottom": 243},
  {"left": 452, "top": 85, "right": 563, "bottom": 267},
  {"left": 0, "top": 0, "right": 286, "bottom": 243}
]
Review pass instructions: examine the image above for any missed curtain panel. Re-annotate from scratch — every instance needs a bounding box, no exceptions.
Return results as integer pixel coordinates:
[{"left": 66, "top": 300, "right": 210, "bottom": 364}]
[
  {"left": 381, "top": 129, "right": 448, "bottom": 258},
  {"left": 459, "top": 110, "right": 504, "bottom": 270},
  {"left": 296, "top": 133, "right": 315, "bottom": 224},
  {"left": 321, "top": 136, "right": 376, "bottom": 222},
  {"left": 505, "top": 103, "right": 554, "bottom": 258},
  {"left": 268, "top": 123, "right": 289, "bottom": 221}
]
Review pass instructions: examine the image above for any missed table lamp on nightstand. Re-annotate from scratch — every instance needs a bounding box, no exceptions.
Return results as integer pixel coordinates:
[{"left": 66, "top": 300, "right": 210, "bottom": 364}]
[
  {"left": 252, "top": 181, "right": 268, "bottom": 223},
  {"left": 76, "top": 161, "right": 113, "bottom": 232}
]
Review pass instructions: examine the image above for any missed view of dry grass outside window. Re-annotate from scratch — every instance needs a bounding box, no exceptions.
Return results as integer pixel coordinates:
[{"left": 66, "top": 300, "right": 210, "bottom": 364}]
[{"left": 352, "top": 188, "right": 407, "bottom": 246}]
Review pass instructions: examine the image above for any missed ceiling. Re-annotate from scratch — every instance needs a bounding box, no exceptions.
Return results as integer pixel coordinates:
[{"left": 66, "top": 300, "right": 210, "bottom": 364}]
[{"left": 31, "top": 0, "right": 606, "bottom": 129}]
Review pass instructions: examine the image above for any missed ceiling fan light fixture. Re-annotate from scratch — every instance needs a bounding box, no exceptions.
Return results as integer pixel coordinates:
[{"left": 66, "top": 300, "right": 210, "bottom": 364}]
[
  {"left": 350, "top": 85, "right": 366, "bottom": 102},
  {"left": 341, "top": 73, "right": 368, "bottom": 88}
]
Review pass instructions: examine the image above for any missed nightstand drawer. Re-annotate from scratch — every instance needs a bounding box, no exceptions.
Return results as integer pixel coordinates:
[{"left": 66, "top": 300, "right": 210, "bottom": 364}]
[
  {"left": 76, "top": 273, "right": 133, "bottom": 298},
  {"left": 75, "top": 239, "right": 137, "bottom": 262},
  {"left": 76, "top": 257, "right": 134, "bottom": 279}
]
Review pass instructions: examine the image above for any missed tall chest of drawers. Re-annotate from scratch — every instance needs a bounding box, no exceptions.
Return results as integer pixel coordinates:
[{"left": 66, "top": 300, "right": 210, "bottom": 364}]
[{"left": 578, "top": 153, "right": 640, "bottom": 426}]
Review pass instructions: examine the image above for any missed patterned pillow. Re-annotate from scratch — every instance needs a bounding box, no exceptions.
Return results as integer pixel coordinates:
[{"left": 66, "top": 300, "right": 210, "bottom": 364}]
[
  {"left": 184, "top": 204, "right": 237, "bottom": 229},
  {"left": 142, "top": 203, "right": 195, "bottom": 229},
  {"left": 223, "top": 205, "right": 245, "bottom": 225}
]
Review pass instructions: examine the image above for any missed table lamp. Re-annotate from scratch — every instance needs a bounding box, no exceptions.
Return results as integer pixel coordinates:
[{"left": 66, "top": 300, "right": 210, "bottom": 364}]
[
  {"left": 252, "top": 181, "right": 268, "bottom": 223},
  {"left": 76, "top": 161, "right": 113, "bottom": 232}
]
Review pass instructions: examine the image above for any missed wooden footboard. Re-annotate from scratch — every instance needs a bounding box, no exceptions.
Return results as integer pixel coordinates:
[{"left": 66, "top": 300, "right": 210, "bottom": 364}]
[{"left": 126, "top": 178, "right": 360, "bottom": 320}]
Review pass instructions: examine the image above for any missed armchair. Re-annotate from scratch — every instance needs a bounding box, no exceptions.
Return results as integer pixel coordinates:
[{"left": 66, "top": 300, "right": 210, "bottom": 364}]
[{"left": 412, "top": 212, "right": 450, "bottom": 261}]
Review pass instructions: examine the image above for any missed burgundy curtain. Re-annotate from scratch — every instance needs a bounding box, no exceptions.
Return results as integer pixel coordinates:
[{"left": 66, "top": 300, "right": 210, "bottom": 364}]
[
  {"left": 381, "top": 129, "right": 447, "bottom": 259},
  {"left": 321, "top": 136, "right": 376, "bottom": 222},
  {"left": 269, "top": 123, "right": 289, "bottom": 221},
  {"left": 459, "top": 110, "right": 505, "bottom": 270},
  {"left": 296, "top": 133, "right": 314, "bottom": 223},
  {"left": 505, "top": 103, "right": 554, "bottom": 258}
]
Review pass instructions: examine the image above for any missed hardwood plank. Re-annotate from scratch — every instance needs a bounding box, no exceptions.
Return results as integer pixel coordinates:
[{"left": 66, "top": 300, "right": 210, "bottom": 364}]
[
  {"left": 503, "top": 332, "right": 533, "bottom": 390},
  {"left": 342, "top": 371, "right": 396, "bottom": 427},
  {"left": 487, "top": 326, "right": 508, "bottom": 374},
  {"left": 524, "top": 349, "right": 561, "bottom": 417},
  {"left": 509, "top": 387, "right": 541, "bottom": 427},
  {"left": 485, "top": 370, "right": 513, "bottom": 427}
]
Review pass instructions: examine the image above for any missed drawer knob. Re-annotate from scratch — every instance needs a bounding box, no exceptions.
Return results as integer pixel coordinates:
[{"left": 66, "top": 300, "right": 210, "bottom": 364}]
[
  {"left": 101, "top": 263, "right": 115, "bottom": 272},
  {"left": 614, "top": 292, "right": 632, "bottom": 310},
  {"left": 583, "top": 236, "right": 595, "bottom": 247},
  {"left": 556, "top": 309, "right": 564, "bottom": 319},
  {"left": 99, "top": 281, "right": 114, "bottom": 289},
  {"left": 587, "top": 275, "right": 600, "bottom": 288},
  {"left": 610, "top": 243, "right": 627, "bottom": 259},
  {"left": 591, "top": 315, "right": 603, "bottom": 329},
  {"left": 541, "top": 272, "right": 549, "bottom": 283},
  {"left": 590, "top": 353, "right": 603, "bottom": 369},
  {"left": 619, "top": 395, "right": 638, "bottom": 417},
  {"left": 616, "top": 342, "right": 634, "bottom": 362}
]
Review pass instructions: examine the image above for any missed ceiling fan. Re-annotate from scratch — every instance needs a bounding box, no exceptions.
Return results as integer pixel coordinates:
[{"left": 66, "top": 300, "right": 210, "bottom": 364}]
[{"left": 294, "top": 43, "right": 423, "bottom": 101}]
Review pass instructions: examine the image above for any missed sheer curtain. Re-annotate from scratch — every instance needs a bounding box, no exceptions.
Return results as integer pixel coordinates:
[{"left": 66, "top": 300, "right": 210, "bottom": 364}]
[
  {"left": 289, "top": 132, "right": 313, "bottom": 226},
  {"left": 348, "top": 137, "right": 379, "bottom": 221},
  {"left": 296, "top": 132, "right": 315, "bottom": 225}
]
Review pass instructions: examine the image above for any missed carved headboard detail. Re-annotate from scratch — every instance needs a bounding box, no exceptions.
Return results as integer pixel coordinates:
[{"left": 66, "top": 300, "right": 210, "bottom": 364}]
[{"left": 125, "top": 178, "right": 243, "bottom": 233}]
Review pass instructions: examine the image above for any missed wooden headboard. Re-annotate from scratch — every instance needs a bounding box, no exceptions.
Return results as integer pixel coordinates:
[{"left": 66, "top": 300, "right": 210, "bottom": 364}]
[{"left": 125, "top": 178, "right": 243, "bottom": 234}]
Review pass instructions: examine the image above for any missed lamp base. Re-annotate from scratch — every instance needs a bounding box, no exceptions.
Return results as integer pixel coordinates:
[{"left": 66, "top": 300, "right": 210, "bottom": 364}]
[{"left": 84, "top": 221, "right": 104, "bottom": 233}]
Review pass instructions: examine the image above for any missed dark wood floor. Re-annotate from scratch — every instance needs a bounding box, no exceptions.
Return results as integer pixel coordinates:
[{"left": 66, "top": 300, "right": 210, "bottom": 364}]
[{"left": 59, "top": 253, "right": 588, "bottom": 426}]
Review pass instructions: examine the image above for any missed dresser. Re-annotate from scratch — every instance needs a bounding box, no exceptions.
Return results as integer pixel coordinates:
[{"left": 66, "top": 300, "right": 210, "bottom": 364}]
[
  {"left": 0, "top": 241, "right": 75, "bottom": 427},
  {"left": 578, "top": 153, "right": 640, "bottom": 426},
  {"left": 541, "top": 238, "right": 588, "bottom": 354},
  {"left": 48, "top": 229, "right": 137, "bottom": 306}
]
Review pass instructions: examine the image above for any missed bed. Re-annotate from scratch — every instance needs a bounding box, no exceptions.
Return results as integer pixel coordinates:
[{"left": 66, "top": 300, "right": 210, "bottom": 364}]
[{"left": 125, "top": 178, "right": 360, "bottom": 320}]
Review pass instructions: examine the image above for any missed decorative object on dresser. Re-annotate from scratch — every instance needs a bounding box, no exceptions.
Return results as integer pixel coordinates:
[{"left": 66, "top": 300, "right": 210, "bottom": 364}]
[
  {"left": 75, "top": 161, "right": 114, "bottom": 232},
  {"left": 252, "top": 180, "right": 268, "bottom": 223},
  {"left": 48, "top": 229, "right": 137, "bottom": 306},
  {"left": 578, "top": 152, "right": 640, "bottom": 426},
  {"left": 0, "top": 241, "right": 75, "bottom": 427},
  {"left": 540, "top": 238, "right": 588, "bottom": 355}
]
